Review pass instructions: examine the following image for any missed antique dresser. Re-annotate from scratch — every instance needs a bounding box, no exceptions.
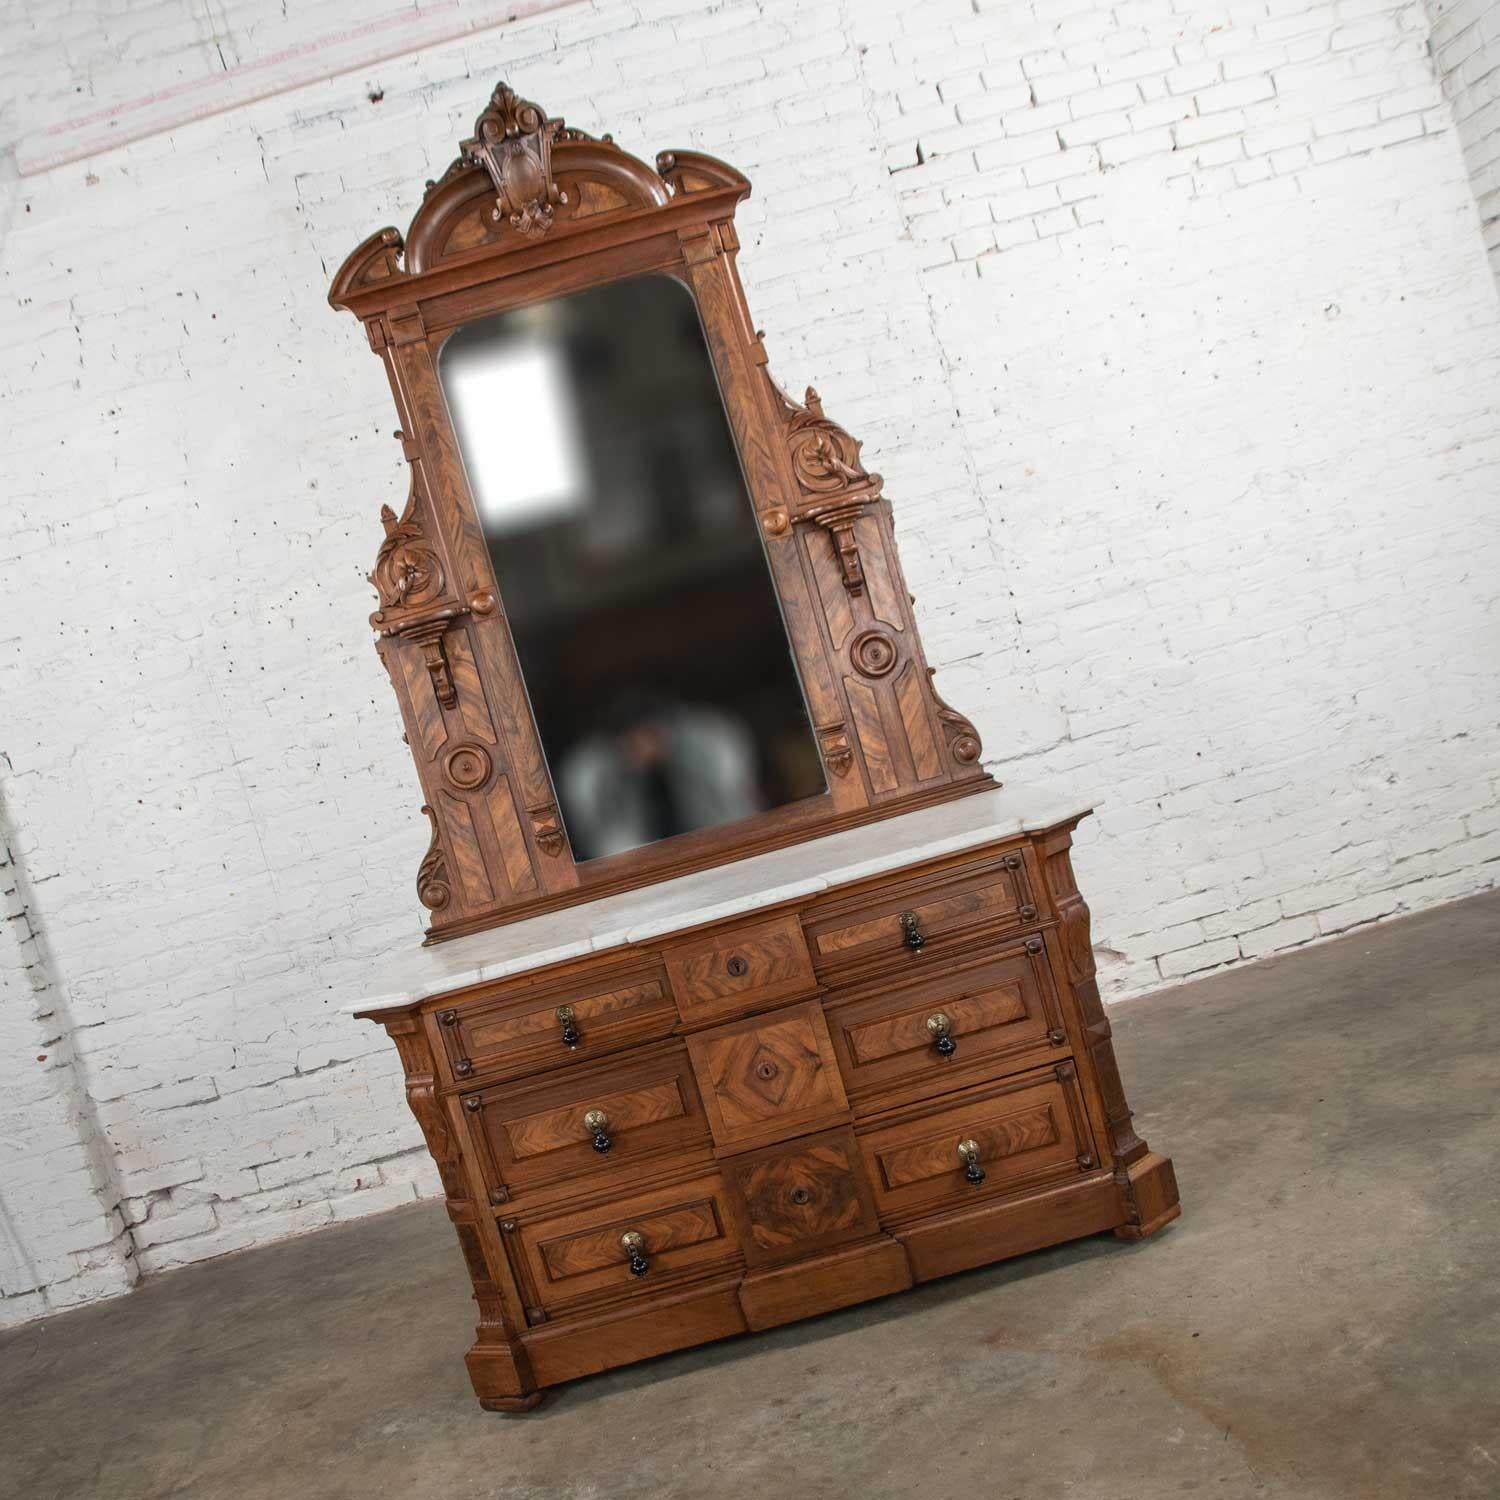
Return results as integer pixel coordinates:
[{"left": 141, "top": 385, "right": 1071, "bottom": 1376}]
[{"left": 330, "top": 82, "right": 1179, "bottom": 1411}]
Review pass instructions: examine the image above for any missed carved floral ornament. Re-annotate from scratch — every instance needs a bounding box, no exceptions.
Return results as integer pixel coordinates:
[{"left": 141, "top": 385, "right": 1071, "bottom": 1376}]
[{"left": 777, "top": 385, "right": 885, "bottom": 597}]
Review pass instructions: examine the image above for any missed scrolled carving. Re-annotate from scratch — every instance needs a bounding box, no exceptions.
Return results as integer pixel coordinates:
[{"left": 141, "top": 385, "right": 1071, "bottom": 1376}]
[
  {"left": 461, "top": 83, "right": 568, "bottom": 239},
  {"left": 371, "top": 502, "right": 444, "bottom": 619},
  {"left": 927, "top": 668, "right": 983, "bottom": 766},
  {"left": 416, "top": 804, "right": 452, "bottom": 911},
  {"left": 444, "top": 743, "right": 493, "bottom": 791}
]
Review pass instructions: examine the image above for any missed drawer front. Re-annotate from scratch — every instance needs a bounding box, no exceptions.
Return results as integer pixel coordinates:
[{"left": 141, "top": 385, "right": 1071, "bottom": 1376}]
[
  {"left": 437, "top": 963, "right": 677, "bottom": 1084},
  {"left": 829, "top": 938, "right": 1064, "bottom": 1104},
  {"left": 687, "top": 1001, "right": 849, "bottom": 1153},
  {"left": 806, "top": 854, "right": 1036, "bottom": 975},
  {"left": 858, "top": 1064, "right": 1097, "bottom": 1222},
  {"left": 512, "top": 1172, "right": 741, "bottom": 1314},
  {"left": 464, "top": 1043, "right": 711, "bottom": 1199},
  {"left": 664, "top": 912, "right": 817, "bottom": 1025},
  {"left": 723, "top": 1127, "right": 880, "bottom": 1267}
]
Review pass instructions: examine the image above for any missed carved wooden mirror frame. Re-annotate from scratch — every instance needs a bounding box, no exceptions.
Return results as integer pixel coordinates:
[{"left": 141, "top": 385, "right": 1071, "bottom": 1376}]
[{"left": 330, "top": 82, "right": 993, "bottom": 941}]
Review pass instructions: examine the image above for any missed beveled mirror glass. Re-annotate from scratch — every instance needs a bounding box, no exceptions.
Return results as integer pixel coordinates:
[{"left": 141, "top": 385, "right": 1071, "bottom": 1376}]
[{"left": 440, "top": 273, "right": 825, "bottom": 861}]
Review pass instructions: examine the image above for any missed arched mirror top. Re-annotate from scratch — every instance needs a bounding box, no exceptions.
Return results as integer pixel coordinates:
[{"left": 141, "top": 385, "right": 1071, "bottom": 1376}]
[{"left": 330, "top": 83, "right": 748, "bottom": 308}]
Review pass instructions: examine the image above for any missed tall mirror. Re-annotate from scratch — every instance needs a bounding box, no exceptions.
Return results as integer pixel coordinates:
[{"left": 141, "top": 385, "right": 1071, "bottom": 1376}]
[{"left": 440, "top": 273, "right": 826, "bottom": 862}]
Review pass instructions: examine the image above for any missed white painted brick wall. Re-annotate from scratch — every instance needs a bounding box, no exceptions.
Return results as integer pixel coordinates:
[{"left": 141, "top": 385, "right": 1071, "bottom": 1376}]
[
  {"left": 1, "top": 0, "right": 1497, "bottom": 1325},
  {"left": 1429, "top": 0, "right": 1500, "bottom": 271}
]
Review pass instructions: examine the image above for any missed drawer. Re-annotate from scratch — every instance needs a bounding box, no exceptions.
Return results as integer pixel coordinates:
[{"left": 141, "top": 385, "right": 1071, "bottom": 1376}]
[
  {"left": 508, "top": 1171, "right": 741, "bottom": 1317},
  {"left": 686, "top": 1000, "right": 850, "bottom": 1153},
  {"left": 664, "top": 912, "right": 817, "bottom": 1025},
  {"left": 858, "top": 1063, "right": 1097, "bottom": 1223},
  {"left": 462, "top": 1042, "right": 711, "bottom": 1201},
  {"left": 805, "top": 852, "right": 1037, "bottom": 976},
  {"left": 722, "top": 1127, "right": 880, "bottom": 1267},
  {"left": 435, "top": 961, "right": 677, "bottom": 1085},
  {"left": 828, "top": 937, "right": 1066, "bottom": 1105}
]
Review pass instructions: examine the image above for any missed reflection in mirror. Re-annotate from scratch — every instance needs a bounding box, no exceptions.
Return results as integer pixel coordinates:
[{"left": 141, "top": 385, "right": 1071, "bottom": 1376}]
[{"left": 440, "top": 274, "right": 826, "bottom": 862}]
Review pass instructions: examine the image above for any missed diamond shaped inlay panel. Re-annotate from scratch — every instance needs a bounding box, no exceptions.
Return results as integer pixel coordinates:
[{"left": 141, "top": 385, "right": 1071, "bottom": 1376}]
[{"left": 687, "top": 1000, "right": 850, "bottom": 1152}]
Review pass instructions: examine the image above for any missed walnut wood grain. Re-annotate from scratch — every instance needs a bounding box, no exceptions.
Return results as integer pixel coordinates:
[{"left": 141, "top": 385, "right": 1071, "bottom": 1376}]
[
  {"left": 722, "top": 1127, "right": 879, "bottom": 1267},
  {"left": 857, "top": 1066, "right": 1098, "bottom": 1222},
  {"left": 463, "top": 1042, "right": 711, "bottom": 1197},
  {"left": 687, "top": 1001, "right": 849, "bottom": 1153},
  {"left": 437, "top": 967, "right": 674, "bottom": 1086},
  {"left": 805, "top": 856, "right": 1033, "bottom": 974},
  {"left": 826, "top": 939, "right": 1065, "bottom": 1105},
  {"left": 663, "top": 912, "right": 817, "bottom": 1025},
  {"left": 336, "top": 79, "right": 1178, "bottom": 1416},
  {"left": 513, "top": 1172, "right": 740, "bottom": 1312}
]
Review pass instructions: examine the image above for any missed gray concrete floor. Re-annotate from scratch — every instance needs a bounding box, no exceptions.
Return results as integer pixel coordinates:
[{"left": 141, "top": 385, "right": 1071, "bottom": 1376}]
[{"left": 5, "top": 892, "right": 1499, "bottom": 1500}]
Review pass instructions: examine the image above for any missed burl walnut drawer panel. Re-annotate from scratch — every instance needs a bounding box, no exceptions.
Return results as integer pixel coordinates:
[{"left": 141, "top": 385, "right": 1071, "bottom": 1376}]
[
  {"left": 828, "top": 937, "right": 1065, "bottom": 1105},
  {"left": 663, "top": 912, "right": 817, "bottom": 1025},
  {"left": 722, "top": 1127, "right": 880, "bottom": 1268},
  {"left": 804, "top": 853, "right": 1037, "bottom": 976},
  {"left": 686, "top": 1001, "right": 849, "bottom": 1153},
  {"left": 510, "top": 1172, "right": 740, "bottom": 1316},
  {"left": 463, "top": 1042, "right": 711, "bottom": 1200},
  {"left": 436, "top": 962, "right": 677, "bottom": 1085},
  {"left": 858, "top": 1064, "right": 1097, "bottom": 1222}
]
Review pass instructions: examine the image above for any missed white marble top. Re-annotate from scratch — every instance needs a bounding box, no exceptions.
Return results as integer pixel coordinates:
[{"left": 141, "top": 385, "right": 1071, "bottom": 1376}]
[{"left": 349, "top": 784, "right": 1092, "bottom": 1015}]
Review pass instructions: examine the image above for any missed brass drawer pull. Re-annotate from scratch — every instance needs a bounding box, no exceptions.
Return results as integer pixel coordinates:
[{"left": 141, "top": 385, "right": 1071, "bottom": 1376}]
[
  {"left": 583, "top": 1108, "right": 612, "bottom": 1154},
  {"left": 898, "top": 910, "right": 925, "bottom": 951},
  {"left": 926, "top": 1011, "right": 956, "bottom": 1058},
  {"left": 956, "top": 1138, "right": 986, "bottom": 1186},
  {"left": 620, "top": 1229, "right": 650, "bottom": 1277},
  {"left": 555, "top": 1004, "right": 580, "bottom": 1049}
]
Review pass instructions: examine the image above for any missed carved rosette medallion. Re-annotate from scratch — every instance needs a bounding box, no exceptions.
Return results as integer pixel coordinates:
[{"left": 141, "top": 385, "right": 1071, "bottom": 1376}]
[
  {"left": 444, "top": 743, "right": 493, "bottom": 791},
  {"left": 461, "top": 84, "right": 568, "bottom": 238},
  {"left": 416, "top": 804, "right": 452, "bottom": 911},
  {"left": 850, "top": 630, "right": 898, "bottom": 678}
]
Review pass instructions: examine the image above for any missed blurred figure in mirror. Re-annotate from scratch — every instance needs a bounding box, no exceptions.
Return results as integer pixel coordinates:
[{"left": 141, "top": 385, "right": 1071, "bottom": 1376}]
[{"left": 558, "top": 694, "right": 761, "bottom": 860}]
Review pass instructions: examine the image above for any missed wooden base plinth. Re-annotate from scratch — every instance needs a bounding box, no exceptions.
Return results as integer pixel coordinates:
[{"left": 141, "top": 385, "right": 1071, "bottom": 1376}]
[
  {"left": 464, "top": 1341, "right": 540, "bottom": 1412},
  {"left": 1112, "top": 1152, "right": 1182, "bottom": 1240},
  {"left": 739, "top": 1236, "right": 912, "bottom": 1330}
]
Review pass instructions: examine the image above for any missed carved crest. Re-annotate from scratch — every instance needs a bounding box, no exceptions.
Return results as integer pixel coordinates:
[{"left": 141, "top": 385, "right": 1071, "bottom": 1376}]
[
  {"left": 461, "top": 84, "right": 567, "bottom": 239},
  {"left": 416, "top": 805, "right": 452, "bottom": 911}
]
